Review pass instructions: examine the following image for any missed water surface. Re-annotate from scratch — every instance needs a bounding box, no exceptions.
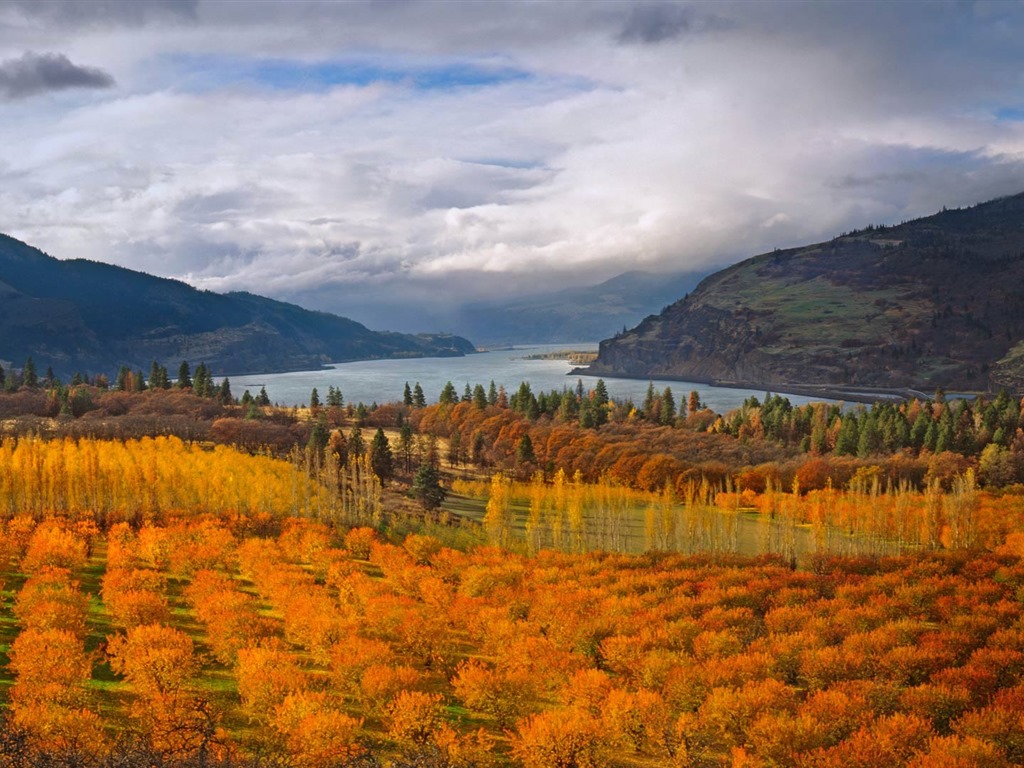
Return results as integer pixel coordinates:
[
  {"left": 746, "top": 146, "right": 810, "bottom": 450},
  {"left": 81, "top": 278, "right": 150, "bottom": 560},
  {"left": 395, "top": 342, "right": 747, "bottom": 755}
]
[{"left": 234, "top": 344, "right": 834, "bottom": 413}]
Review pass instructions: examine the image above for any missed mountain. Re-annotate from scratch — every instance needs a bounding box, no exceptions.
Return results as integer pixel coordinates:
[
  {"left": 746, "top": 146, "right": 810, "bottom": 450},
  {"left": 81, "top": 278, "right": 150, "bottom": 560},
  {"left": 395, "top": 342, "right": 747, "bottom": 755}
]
[
  {"left": 587, "top": 193, "right": 1024, "bottom": 394},
  {"left": 452, "top": 269, "right": 707, "bottom": 346},
  {"left": 0, "top": 233, "right": 475, "bottom": 378}
]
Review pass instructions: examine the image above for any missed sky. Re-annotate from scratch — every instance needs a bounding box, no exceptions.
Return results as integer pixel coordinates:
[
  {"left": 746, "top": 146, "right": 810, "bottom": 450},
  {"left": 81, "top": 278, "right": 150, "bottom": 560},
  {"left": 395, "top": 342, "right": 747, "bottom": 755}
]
[{"left": 3, "top": 0, "right": 1024, "bottom": 332}]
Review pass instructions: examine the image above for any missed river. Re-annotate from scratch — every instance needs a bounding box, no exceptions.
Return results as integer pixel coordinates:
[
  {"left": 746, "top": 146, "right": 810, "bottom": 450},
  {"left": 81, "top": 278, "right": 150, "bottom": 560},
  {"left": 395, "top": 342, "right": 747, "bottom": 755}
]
[{"left": 233, "top": 344, "right": 834, "bottom": 413}]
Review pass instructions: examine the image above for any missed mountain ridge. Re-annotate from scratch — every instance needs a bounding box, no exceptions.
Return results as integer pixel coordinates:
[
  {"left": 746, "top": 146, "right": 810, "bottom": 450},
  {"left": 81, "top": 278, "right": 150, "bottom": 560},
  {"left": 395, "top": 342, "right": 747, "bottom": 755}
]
[
  {"left": 587, "top": 193, "right": 1024, "bottom": 393},
  {"left": 0, "top": 233, "right": 475, "bottom": 378}
]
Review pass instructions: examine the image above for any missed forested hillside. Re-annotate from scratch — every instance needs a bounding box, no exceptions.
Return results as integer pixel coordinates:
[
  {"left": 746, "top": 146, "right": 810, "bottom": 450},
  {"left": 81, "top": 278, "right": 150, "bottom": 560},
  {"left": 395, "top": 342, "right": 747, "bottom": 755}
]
[
  {"left": 589, "top": 193, "right": 1024, "bottom": 393},
  {"left": 0, "top": 233, "right": 474, "bottom": 378}
]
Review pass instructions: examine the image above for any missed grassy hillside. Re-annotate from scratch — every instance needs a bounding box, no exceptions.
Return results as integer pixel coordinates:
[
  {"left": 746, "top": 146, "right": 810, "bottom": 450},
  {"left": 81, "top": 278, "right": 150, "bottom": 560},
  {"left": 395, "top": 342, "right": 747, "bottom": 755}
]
[{"left": 589, "top": 193, "right": 1024, "bottom": 392}]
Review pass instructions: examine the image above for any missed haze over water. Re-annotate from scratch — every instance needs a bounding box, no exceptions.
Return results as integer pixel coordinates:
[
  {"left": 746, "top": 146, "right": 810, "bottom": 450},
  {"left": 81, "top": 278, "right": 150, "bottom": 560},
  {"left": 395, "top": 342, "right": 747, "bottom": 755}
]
[{"left": 234, "top": 344, "right": 831, "bottom": 412}]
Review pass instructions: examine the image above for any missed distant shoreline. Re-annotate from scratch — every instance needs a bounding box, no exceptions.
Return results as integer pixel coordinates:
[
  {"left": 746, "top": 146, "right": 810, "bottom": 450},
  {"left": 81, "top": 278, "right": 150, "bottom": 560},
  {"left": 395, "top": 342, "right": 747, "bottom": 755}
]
[
  {"left": 568, "top": 367, "right": 979, "bottom": 404},
  {"left": 522, "top": 349, "right": 598, "bottom": 365}
]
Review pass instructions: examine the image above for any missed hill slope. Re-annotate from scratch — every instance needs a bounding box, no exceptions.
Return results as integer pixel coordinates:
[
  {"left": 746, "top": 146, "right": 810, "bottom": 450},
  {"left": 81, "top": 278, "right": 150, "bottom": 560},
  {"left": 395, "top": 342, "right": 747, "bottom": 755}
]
[
  {"left": 0, "top": 234, "right": 474, "bottom": 377},
  {"left": 588, "top": 193, "right": 1024, "bottom": 393}
]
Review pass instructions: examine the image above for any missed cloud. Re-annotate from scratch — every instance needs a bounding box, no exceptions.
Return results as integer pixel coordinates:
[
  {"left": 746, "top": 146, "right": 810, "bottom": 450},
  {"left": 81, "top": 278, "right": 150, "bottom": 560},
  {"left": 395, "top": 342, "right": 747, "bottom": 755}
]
[
  {"left": 617, "top": 2, "right": 725, "bottom": 44},
  {"left": 0, "top": 51, "right": 114, "bottom": 99},
  {"left": 3, "top": 1, "right": 1024, "bottom": 334},
  {"left": 4, "top": 0, "right": 198, "bottom": 27}
]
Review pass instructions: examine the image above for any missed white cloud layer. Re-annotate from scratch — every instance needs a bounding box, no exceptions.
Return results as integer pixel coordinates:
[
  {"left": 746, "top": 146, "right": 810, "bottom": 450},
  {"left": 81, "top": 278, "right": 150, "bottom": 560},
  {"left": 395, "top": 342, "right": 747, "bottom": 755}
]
[{"left": 2, "top": 0, "right": 1024, "bottom": 330}]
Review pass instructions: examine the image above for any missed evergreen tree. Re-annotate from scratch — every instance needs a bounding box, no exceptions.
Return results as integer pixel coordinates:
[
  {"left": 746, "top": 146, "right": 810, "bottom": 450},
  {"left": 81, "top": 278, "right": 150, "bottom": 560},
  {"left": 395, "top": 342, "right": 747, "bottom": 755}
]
[
  {"left": 953, "top": 401, "right": 976, "bottom": 454},
  {"left": 856, "top": 415, "right": 881, "bottom": 457},
  {"left": 425, "top": 434, "right": 440, "bottom": 467},
  {"left": 411, "top": 463, "right": 446, "bottom": 510},
  {"left": 134, "top": 370, "right": 146, "bottom": 392},
  {"left": 487, "top": 380, "right": 498, "bottom": 406},
  {"left": 516, "top": 434, "right": 536, "bottom": 465},
  {"left": 177, "top": 361, "right": 192, "bottom": 389},
  {"left": 218, "top": 378, "right": 232, "bottom": 404},
  {"left": 992, "top": 427, "right": 1006, "bottom": 447},
  {"left": 439, "top": 381, "right": 458, "bottom": 405},
  {"left": 537, "top": 391, "right": 550, "bottom": 416},
  {"left": 258, "top": 386, "right": 271, "bottom": 406},
  {"left": 413, "top": 382, "right": 426, "bottom": 408},
  {"left": 370, "top": 428, "right": 394, "bottom": 482},
  {"left": 307, "top": 418, "right": 329, "bottom": 462},
  {"left": 22, "top": 356, "right": 37, "bottom": 388},
  {"left": 514, "top": 381, "right": 538, "bottom": 418},
  {"left": 891, "top": 417, "right": 910, "bottom": 452},
  {"left": 579, "top": 398, "right": 595, "bottom": 429},
  {"left": 309, "top": 387, "right": 321, "bottom": 410},
  {"left": 591, "top": 379, "right": 609, "bottom": 426},
  {"left": 403, "top": 382, "right": 414, "bottom": 407},
  {"left": 559, "top": 390, "right": 579, "bottom": 421},
  {"left": 835, "top": 416, "right": 859, "bottom": 456},
  {"left": 473, "top": 384, "right": 488, "bottom": 410},
  {"left": 44, "top": 367, "right": 57, "bottom": 388},
  {"left": 59, "top": 389, "right": 73, "bottom": 418},
  {"left": 643, "top": 382, "right": 656, "bottom": 419},
  {"left": 462, "top": 383, "right": 473, "bottom": 403},
  {"left": 193, "top": 363, "right": 213, "bottom": 397},
  {"left": 661, "top": 387, "right": 676, "bottom": 426},
  {"left": 0, "top": 363, "right": 5, "bottom": 389},
  {"left": 326, "top": 385, "right": 343, "bottom": 408},
  {"left": 69, "top": 386, "right": 92, "bottom": 416},
  {"left": 349, "top": 426, "right": 365, "bottom": 458},
  {"left": 911, "top": 411, "right": 930, "bottom": 449},
  {"left": 448, "top": 430, "right": 462, "bottom": 466},
  {"left": 810, "top": 417, "right": 828, "bottom": 455},
  {"left": 116, "top": 365, "right": 130, "bottom": 391},
  {"left": 397, "top": 423, "right": 415, "bottom": 472},
  {"left": 471, "top": 431, "right": 487, "bottom": 466}
]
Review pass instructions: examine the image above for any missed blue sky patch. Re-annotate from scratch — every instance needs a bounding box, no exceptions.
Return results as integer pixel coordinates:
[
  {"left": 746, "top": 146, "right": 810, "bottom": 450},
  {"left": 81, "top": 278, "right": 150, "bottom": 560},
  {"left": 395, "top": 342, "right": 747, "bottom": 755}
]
[
  {"left": 463, "top": 157, "right": 547, "bottom": 170},
  {"left": 169, "top": 54, "right": 534, "bottom": 93},
  {"left": 994, "top": 106, "right": 1024, "bottom": 122}
]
